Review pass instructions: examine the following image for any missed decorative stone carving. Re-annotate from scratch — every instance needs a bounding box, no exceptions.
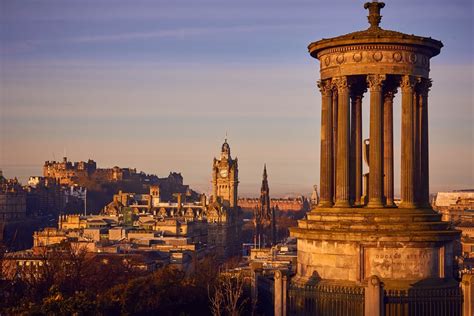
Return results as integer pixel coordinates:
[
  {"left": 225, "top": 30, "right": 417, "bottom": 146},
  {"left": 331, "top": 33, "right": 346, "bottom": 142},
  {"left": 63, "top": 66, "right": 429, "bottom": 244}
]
[
  {"left": 324, "top": 56, "right": 331, "bottom": 66},
  {"left": 416, "top": 77, "right": 432, "bottom": 96},
  {"left": 317, "top": 79, "right": 332, "bottom": 96},
  {"left": 317, "top": 46, "right": 431, "bottom": 80},
  {"left": 373, "top": 52, "right": 383, "bottom": 62},
  {"left": 333, "top": 76, "right": 349, "bottom": 92},
  {"left": 336, "top": 54, "right": 345, "bottom": 64},
  {"left": 393, "top": 52, "right": 402, "bottom": 62},
  {"left": 353, "top": 52, "right": 362, "bottom": 62},
  {"left": 408, "top": 53, "right": 418, "bottom": 64},
  {"left": 367, "top": 74, "right": 386, "bottom": 91},
  {"left": 400, "top": 75, "right": 417, "bottom": 91}
]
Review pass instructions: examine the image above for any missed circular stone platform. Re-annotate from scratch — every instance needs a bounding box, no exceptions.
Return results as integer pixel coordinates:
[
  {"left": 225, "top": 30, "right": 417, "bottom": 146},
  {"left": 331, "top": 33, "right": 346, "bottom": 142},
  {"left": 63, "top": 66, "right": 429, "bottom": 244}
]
[{"left": 290, "top": 207, "right": 460, "bottom": 289}]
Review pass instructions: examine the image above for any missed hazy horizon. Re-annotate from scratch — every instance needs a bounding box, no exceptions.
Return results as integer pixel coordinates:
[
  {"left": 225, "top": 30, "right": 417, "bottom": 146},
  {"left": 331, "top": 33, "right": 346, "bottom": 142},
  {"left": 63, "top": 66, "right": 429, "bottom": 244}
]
[{"left": 1, "top": 0, "right": 473, "bottom": 198}]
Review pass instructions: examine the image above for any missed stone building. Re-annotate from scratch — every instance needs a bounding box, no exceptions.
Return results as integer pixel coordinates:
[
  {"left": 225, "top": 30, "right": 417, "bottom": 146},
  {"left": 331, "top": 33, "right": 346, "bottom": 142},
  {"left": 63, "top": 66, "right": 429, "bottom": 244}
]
[
  {"left": 253, "top": 165, "right": 276, "bottom": 247},
  {"left": 24, "top": 176, "right": 64, "bottom": 216},
  {"left": 434, "top": 190, "right": 474, "bottom": 222},
  {"left": 208, "top": 139, "right": 243, "bottom": 259},
  {"left": 0, "top": 177, "right": 26, "bottom": 222},
  {"left": 43, "top": 157, "right": 136, "bottom": 185},
  {"left": 239, "top": 196, "right": 310, "bottom": 213},
  {"left": 287, "top": 2, "right": 462, "bottom": 314}
]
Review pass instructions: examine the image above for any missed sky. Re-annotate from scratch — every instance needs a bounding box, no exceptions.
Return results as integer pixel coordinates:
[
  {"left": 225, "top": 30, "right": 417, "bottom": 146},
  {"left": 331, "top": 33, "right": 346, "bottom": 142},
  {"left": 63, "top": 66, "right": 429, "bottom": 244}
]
[{"left": 1, "top": 0, "right": 473, "bottom": 197}]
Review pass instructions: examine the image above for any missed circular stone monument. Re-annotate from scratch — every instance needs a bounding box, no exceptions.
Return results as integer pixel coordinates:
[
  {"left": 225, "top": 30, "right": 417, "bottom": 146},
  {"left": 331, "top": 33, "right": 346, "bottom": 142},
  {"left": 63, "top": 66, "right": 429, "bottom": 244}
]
[{"left": 290, "top": 1, "right": 460, "bottom": 291}]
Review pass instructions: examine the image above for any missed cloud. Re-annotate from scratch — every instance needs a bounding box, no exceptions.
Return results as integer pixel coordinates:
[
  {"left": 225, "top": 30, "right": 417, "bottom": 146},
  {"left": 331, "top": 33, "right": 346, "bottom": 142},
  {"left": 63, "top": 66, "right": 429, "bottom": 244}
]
[{"left": 81, "top": 23, "right": 312, "bottom": 42}]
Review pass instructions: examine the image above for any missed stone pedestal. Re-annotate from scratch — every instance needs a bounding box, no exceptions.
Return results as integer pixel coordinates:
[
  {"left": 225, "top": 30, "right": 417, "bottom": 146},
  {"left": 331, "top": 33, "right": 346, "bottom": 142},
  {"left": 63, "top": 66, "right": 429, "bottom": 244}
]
[{"left": 290, "top": 207, "right": 460, "bottom": 289}]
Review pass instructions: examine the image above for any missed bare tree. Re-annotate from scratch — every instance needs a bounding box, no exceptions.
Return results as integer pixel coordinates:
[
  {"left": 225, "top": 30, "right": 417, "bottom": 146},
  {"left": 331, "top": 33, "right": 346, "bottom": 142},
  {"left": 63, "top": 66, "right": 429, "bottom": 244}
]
[
  {"left": 209, "top": 271, "right": 247, "bottom": 316},
  {"left": 208, "top": 282, "right": 223, "bottom": 316}
]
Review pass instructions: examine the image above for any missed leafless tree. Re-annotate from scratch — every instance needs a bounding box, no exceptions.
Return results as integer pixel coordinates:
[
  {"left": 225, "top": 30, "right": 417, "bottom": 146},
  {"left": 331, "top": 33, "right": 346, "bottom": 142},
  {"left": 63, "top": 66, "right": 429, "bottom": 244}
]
[
  {"left": 209, "top": 271, "right": 247, "bottom": 316},
  {"left": 208, "top": 282, "right": 224, "bottom": 316}
]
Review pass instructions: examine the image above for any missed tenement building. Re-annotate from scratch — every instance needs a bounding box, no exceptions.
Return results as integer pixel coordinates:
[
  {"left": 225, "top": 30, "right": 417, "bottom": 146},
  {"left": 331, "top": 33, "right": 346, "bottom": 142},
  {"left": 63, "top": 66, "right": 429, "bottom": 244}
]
[
  {"left": 0, "top": 176, "right": 26, "bottom": 222},
  {"left": 287, "top": 2, "right": 462, "bottom": 315}
]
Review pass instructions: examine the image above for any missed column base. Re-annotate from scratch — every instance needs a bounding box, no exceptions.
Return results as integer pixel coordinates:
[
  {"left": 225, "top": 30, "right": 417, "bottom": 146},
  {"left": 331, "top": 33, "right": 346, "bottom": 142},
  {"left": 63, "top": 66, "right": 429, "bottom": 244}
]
[
  {"left": 399, "top": 201, "right": 418, "bottom": 209},
  {"left": 367, "top": 200, "right": 384, "bottom": 208},
  {"left": 334, "top": 200, "right": 351, "bottom": 208},
  {"left": 384, "top": 202, "right": 397, "bottom": 208},
  {"left": 318, "top": 201, "right": 334, "bottom": 208}
]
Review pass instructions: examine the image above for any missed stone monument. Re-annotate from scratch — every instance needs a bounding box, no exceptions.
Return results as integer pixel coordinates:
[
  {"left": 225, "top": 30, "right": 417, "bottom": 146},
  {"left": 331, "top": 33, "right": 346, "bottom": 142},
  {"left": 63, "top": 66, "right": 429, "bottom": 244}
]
[{"left": 290, "top": 0, "right": 460, "bottom": 299}]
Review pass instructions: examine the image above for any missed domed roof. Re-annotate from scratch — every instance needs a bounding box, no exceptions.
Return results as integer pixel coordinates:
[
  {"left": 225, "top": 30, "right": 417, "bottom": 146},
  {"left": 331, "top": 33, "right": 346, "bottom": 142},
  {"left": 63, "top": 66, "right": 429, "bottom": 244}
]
[{"left": 308, "top": 1, "right": 443, "bottom": 59}]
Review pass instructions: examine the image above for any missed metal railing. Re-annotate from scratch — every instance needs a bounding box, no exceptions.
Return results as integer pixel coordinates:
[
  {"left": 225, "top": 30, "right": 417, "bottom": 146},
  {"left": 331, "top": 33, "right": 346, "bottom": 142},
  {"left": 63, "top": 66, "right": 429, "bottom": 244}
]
[
  {"left": 384, "top": 287, "right": 463, "bottom": 316},
  {"left": 288, "top": 283, "right": 365, "bottom": 316}
]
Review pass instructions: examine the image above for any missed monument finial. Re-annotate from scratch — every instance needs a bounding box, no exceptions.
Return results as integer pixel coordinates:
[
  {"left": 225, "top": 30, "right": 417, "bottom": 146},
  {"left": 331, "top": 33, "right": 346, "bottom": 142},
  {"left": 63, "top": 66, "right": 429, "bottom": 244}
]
[{"left": 364, "top": 1, "right": 385, "bottom": 30}]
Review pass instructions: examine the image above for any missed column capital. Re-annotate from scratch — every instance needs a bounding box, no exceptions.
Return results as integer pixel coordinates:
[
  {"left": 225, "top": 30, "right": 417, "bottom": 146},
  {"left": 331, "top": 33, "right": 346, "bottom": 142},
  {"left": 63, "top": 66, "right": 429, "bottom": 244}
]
[
  {"left": 317, "top": 79, "right": 333, "bottom": 96},
  {"left": 333, "top": 76, "right": 350, "bottom": 93},
  {"left": 350, "top": 80, "right": 367, "bottom": 101},
  {"left": 400, "top": 75, "right": 417, "bottom": 92},
  {"left": 383, "top": 83, "right": 398, "bottom": 101},
  {"left": 367, "top": 74, "right": 386, "bottom": 91},
  {"left": 416, "top": 77, "right": 432, "bottom": 96}
]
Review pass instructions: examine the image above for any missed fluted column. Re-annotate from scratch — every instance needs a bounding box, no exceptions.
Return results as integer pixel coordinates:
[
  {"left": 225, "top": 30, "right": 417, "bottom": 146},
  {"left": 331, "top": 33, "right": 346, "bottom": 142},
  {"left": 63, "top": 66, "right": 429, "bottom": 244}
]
[
  {"left": 383, "top": 84, "right": 397, "bottom": 207},
  {"left": 317, "top": 79, "right": 334, "bottom": 207},
  {"left": 413, "top": 85, "right": 420, "bottom": 205},
  {"left": 334, "top": 76, "right": 351, "bottom": 208},
  {"left": 367, "top": 74, "right": 386, "bottom": 208},
  {"left": 332, "top": 89, "right": 338, "bottom": 201},
  {"left": 417, "top": 78, "right": 432, "bottom": 207},
  {"left": 400, "top": 75, "right": 417, "bottom": 208},
  {"left": 350, "top": 84, "right": 366, "bottom": 206}
]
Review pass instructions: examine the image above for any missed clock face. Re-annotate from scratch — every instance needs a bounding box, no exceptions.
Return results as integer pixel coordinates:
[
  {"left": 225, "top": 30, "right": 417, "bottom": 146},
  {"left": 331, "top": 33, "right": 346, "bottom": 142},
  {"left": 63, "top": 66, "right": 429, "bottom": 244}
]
[{"left": 220, "top": 169, "right": 228, "bottom": 178}]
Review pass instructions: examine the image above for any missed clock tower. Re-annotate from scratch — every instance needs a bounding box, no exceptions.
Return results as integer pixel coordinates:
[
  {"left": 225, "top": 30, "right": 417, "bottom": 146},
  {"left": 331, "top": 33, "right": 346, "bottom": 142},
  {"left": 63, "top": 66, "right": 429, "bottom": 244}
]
[{"left": 212, "top": 139, "right": 238, "bottom": 207}]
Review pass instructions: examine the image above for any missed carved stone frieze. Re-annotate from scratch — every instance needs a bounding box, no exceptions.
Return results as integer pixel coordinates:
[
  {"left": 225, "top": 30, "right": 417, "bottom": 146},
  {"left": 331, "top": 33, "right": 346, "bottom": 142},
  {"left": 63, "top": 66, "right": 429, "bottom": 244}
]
[{"left": 317, "top": 45, "right": 432, "bottom": 79}]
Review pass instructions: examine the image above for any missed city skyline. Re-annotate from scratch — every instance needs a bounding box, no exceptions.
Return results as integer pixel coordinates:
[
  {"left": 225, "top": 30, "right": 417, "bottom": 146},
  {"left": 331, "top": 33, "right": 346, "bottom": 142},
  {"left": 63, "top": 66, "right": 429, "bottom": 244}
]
[{"left": 1, "top": 0, "right": 473, "bottom": 197}]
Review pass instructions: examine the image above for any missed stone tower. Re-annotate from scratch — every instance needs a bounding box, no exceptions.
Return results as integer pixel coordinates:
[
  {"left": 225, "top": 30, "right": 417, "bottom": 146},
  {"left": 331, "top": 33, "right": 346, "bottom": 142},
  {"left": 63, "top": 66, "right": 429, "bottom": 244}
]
[
  {"left": 207, "top": 139, "right": 242, "bottom": 259},
  {"left": 290, "top": 0, "right": 460, "bottom": 298},
  {"left": 212, "top": 139, "right": 238, "bottom": 207},
  {"left": 254, "top": 164, "right": 276, "bottom": 247}
]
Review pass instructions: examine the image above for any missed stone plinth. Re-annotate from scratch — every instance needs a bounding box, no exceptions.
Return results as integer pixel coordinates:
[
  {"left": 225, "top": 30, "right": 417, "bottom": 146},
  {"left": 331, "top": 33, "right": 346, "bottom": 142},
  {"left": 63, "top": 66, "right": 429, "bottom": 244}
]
[{"left": 290, "top": 207, "right": 460, "bottom": 289}]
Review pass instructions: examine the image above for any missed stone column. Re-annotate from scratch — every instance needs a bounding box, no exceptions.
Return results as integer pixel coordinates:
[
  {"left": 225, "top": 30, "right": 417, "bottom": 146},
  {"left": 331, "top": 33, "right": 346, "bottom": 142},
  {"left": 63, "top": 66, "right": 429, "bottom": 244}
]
[
  {"left": 350, "top": 85, "right": 365, "bottom": 206},
  {"left": 274, "top": 270, "right": 284, "bottom": 316},
  {"left": 400, "top": 75, "right": 417, "bottom": 208},
  {"left": 334, "top": 76, "right": 351, "bottom": 207},
  {"left": 383, "top": 85, "right": 397, "bottom": 207},
  {"left": 317, "top": 79, "right": 334, "bottom": 207},
  {"left": 417, "top": 78, "right": 432, "bottom": 208},
  {"left": 413, "top": 86, "right": 420, "bottom": 205},
  {"left": 367, "top": 74, "right": 386, "bottom": 208},
  {"left": 365, "top": 275, "right": 384, "bottom": 316},
  {"left": 332, "top": 89, "right": 338, "bottom": 202},
  {"left": 462, "top": 274, "right": 474, "bottom": 316}
]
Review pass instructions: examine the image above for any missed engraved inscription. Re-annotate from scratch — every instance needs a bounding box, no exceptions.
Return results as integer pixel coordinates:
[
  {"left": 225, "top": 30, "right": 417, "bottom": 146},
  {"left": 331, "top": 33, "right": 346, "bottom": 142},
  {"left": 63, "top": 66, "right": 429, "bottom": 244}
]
[{"left": 365, "top": 248, "right": 439, "bottom": 279}]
